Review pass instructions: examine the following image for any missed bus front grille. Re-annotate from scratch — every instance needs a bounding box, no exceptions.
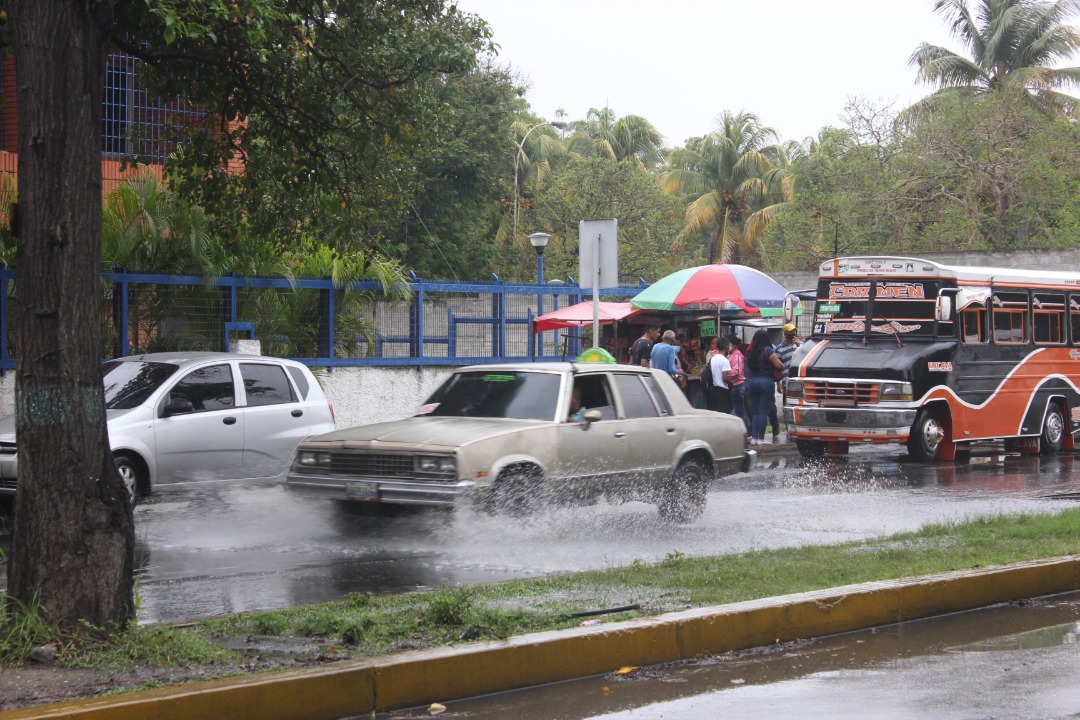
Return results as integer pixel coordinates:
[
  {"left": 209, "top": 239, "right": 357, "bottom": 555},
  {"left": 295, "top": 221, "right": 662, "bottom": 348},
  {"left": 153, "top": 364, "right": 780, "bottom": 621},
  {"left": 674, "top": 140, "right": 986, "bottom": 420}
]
[{"left": 804, "top": 380, "right": 881, "bottom": 407}]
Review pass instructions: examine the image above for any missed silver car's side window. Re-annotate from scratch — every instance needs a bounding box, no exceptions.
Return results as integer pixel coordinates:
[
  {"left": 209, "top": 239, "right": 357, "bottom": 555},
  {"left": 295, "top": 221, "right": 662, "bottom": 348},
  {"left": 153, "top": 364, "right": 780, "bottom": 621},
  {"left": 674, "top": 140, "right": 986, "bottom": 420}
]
[
  {"left": 167, "top": 364, "right": 235, "bottom": 413},
  {"left": 240, "top": 363, "right": 297, "bottom": 407},
  {"left": 612, "top": 374, "right": 660, "bottom": 419},
  {"left": 640, "top": 375, "right": 672, "bottom": 416}
]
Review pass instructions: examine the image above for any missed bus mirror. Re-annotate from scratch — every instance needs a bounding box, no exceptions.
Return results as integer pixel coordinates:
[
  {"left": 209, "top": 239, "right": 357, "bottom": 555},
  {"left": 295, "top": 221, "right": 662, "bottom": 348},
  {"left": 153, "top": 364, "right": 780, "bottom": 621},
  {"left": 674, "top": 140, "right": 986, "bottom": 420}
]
[
  {"left": 782, "top": 295, "right": 796, "bottom": 323},
  {"left": 935, "top": 295, "right": 952, "bottom": 322}
]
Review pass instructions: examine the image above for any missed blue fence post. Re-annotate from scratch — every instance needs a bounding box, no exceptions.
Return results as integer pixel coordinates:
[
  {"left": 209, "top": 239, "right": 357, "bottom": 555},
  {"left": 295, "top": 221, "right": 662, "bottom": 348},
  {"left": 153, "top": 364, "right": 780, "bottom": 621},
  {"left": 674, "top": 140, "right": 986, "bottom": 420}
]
[
  {"left": 409, "top": 278, "right": 424, "bottom": 360},
  {"left": 318, "top": 285, "right": 333, "bottom": 361},
  {"left": 448, "top": 308, "right": 456, "bottom": 357},
  {"left": 112, "top": 267, "right": 129, "bottom": 357}
]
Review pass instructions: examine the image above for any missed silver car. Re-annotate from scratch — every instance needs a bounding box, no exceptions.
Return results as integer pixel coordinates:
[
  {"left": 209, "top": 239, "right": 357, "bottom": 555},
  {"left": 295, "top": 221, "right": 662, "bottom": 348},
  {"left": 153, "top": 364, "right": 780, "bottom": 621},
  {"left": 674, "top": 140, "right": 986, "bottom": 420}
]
[
  {"left": 0, "top": 352, "right": 335, "bottom": 500},
  {"left": 286, "top": 362, "right": 752, "bottom": 522}
]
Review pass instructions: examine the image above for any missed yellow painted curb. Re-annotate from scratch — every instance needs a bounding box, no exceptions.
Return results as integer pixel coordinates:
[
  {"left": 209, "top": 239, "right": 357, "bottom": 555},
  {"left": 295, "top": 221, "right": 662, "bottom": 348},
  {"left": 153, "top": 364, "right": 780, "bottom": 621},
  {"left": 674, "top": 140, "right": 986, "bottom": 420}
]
[{"left": 4, "top": 556, "right": 1079, "bottom": 720}]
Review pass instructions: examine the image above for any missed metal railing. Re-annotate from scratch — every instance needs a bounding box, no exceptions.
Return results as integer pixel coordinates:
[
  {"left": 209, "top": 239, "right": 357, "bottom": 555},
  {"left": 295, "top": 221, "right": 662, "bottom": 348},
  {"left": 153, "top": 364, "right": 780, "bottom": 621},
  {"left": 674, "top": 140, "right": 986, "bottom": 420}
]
[{"left": 0, "top": 269, "right": 645, "bottom": 371}]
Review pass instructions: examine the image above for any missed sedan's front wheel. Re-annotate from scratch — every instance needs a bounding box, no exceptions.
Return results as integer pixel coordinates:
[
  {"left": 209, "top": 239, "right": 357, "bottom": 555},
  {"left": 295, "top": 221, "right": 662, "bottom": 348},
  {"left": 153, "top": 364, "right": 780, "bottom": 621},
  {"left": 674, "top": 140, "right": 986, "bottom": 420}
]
[
  {"left": 114, "top": 454, "right": 143, "bottom": 505},
  {"left": 492, "top": 465, "right": 543, "bottom": 517},
  {"left": 658, "top": 460, "right": 708, "bottom": 523}
]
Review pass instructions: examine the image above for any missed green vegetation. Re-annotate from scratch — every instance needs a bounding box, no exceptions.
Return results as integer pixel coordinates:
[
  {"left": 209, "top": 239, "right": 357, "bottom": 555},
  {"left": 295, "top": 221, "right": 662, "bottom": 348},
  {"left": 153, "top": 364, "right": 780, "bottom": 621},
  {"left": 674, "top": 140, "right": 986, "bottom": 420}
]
[{"left": 6, "top": 508, "right": 1080, "bottom": 674}]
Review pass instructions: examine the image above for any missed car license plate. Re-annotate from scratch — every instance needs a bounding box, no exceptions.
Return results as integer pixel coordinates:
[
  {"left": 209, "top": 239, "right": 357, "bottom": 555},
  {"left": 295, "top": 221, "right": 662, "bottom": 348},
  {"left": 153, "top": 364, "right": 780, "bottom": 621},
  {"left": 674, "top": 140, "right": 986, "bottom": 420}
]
[{"left": 345, "top": 482, "right": 378, "bottom": 501}]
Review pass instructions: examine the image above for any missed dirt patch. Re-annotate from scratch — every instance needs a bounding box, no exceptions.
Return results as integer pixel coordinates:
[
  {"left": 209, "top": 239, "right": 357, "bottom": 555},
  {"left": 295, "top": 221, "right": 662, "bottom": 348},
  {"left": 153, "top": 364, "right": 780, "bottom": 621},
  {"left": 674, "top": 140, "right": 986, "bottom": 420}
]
[{"left": 0, "top": 657, "right": 322, "bottom": 712}]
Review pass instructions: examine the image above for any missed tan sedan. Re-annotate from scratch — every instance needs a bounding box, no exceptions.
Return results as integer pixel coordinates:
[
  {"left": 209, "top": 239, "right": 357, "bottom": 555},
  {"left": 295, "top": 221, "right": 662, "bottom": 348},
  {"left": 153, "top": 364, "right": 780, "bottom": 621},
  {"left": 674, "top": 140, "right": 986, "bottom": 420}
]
[{"left": 286, "top": 362, "right": 752, "bottom": 522}]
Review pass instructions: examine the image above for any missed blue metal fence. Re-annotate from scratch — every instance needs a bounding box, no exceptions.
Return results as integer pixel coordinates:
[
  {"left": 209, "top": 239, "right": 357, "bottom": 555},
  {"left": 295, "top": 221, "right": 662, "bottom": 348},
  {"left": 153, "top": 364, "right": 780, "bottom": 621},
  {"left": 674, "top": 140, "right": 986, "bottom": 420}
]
[{"left": 0, "top": 269, "right": 646, "bottom": 371}]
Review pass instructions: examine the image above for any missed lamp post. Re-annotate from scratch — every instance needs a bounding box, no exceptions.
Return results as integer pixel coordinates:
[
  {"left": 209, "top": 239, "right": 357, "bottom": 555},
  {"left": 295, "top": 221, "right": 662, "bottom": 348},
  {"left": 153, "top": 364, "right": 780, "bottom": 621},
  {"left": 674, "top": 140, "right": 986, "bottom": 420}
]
[
  {"left": 513, "top": 121, "right": 567, "bottom": 246},
  {"left": 529, "top": 232, "right": 550, "bottom": 357}
]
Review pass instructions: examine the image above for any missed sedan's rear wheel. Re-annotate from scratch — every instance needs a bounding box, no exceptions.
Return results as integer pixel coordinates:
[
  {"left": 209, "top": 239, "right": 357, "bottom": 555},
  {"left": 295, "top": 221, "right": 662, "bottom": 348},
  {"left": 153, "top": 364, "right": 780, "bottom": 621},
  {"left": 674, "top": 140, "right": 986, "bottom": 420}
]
[
  {"left": 658, "top": 460, "right": 708, "bottom": 523},
  {"left": 492, "top": 466, "right": 543, "bottom": 517},
  {"left": 114, "top": 454, "right": 143, "bottom": 505}
]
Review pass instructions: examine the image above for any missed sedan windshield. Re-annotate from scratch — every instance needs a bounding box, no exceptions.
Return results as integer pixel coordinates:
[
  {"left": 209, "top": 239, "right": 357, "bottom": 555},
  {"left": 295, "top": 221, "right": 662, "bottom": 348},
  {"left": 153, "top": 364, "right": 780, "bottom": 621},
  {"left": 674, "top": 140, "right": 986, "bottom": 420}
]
[
  {"left": 421, "top": 371, "right": 561, "bottom": 421},
  {"left": 102, "top": 361, "right": 180, "bottom": 410}
]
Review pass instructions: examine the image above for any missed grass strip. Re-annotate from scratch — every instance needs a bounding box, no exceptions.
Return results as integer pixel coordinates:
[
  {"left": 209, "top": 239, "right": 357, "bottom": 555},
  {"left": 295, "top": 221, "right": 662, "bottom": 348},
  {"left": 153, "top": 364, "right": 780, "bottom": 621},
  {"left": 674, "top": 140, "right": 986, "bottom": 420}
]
[{"left": 4, "top": 508, "right": 1080, "bottom": 672}]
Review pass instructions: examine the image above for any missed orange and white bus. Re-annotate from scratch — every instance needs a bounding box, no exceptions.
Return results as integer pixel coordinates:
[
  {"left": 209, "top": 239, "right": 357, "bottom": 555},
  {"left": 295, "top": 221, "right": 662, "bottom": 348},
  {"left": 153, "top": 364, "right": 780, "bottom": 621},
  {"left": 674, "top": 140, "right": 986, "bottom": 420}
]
[{"left": 784, "top": 256, "right": 1079, "bottom": 461}]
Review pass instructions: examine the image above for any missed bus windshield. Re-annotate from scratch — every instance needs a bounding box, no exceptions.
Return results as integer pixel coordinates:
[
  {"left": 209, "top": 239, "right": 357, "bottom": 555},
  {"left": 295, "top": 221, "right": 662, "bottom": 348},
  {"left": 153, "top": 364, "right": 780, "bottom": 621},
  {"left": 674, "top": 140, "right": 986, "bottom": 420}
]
[{"left": 814, "top": 280, "right": 943, "bottom": 338}]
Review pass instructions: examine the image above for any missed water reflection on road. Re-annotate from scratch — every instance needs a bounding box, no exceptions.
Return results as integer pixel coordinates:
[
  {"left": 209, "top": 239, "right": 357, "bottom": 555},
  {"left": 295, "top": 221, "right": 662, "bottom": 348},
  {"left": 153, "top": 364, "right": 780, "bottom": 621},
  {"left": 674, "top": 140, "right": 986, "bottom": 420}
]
[
  {"left": 4, "top": 448, "right": 1080, "bottom": 624},
  {"left": 375, "top": 592, "right": 1080, "bottom": 720}
]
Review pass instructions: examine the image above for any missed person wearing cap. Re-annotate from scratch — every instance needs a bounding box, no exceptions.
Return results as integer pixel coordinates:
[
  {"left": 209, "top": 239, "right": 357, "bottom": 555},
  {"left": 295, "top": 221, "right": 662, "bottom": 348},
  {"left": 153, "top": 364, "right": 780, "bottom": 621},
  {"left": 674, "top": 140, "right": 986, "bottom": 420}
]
[{"left": 775, "top": 323, "right": 802, "bottom": 379}]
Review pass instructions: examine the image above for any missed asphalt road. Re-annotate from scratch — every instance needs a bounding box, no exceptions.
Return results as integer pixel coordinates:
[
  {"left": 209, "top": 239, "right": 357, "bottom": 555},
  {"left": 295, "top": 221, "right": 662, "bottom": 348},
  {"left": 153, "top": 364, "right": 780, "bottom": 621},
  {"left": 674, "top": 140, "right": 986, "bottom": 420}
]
[{"left": 3, "top": 445, "right": 1080, "bottom": 624}]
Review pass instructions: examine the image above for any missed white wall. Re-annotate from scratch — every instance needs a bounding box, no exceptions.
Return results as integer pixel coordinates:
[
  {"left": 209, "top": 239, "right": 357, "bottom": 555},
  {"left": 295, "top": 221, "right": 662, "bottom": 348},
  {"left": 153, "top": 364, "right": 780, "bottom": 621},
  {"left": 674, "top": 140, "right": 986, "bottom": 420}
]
[{"left": 0, "top": 363, "right": 454, "bottom": 430}]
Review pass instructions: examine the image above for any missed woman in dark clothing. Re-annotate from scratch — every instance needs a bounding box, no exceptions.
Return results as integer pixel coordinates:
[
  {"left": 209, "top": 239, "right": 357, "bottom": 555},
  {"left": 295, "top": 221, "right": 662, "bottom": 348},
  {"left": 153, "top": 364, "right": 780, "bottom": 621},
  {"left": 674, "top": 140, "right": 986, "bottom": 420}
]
[{"left": 745, "top": 329, "right": 784, "bottom": 445}]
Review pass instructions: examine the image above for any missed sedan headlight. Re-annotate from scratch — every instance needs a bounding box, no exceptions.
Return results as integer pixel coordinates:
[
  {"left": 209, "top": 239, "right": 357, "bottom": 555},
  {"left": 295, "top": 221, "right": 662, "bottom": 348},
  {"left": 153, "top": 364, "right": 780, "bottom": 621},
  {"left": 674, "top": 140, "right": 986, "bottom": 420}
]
[
  {"left": 415, "top": 454, "right": 456, "bottom": 478},
  {"left": 879, "top": 381, "right": 913, "bottom": 402},
  {"left": 296, "top": 450, "right": 332, "bottom": 468}
]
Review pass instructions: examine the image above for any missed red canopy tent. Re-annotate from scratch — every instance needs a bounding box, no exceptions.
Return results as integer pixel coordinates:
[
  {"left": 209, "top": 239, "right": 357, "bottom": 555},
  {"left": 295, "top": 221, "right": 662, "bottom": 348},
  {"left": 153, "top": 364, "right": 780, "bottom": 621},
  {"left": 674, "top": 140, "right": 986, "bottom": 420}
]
[{"left": 532, "top": 301, "right": 641, "bottom": 332}]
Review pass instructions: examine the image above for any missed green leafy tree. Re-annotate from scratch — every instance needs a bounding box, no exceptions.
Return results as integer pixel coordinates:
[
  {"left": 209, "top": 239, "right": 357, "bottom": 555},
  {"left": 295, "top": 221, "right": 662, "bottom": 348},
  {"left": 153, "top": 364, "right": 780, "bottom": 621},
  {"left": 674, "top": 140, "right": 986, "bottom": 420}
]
[
  {"left": 392, "top": 57, "right": 524, "bottom": 280},
  {"left": 662, "top": 110, "right": 792, "bottom": 263},
  {"left": 909, "top": 0, "right": 1080, "bottom": 119},
  {"left": 1, "top": 0, "right": 486, "bottom": 632},
  {"left": 522, "top": 156, "right": 689, "bottom": 285},
  {"left": 897, "top": 91, "right": 1080, "bottom": 250},
  {"left": 120, "top": 1, "right": 493, "bottom": 257}
]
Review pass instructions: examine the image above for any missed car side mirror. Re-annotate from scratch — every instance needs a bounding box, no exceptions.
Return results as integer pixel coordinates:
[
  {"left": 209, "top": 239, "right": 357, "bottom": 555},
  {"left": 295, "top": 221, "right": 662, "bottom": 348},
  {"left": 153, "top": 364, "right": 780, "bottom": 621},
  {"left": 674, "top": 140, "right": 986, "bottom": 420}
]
[
  {"left": 163, "top": 399, "right": 194, "bottom": 417},
  {"left": 582, "top": 409, "right": 603, "bottom": 425}
]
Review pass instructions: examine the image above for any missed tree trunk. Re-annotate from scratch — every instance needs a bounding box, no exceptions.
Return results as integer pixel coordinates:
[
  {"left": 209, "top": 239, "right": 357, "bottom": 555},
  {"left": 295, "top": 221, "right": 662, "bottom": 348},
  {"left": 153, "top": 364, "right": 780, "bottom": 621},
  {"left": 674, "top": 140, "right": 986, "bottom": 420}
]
[{"left": 6, "top": 0, "right": 134, "bottom": 629}]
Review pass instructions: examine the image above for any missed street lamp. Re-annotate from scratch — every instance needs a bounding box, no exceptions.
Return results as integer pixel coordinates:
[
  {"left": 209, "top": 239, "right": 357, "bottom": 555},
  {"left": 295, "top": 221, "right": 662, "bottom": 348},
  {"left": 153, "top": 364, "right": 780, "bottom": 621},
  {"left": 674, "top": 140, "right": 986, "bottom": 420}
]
[
  {"left": 513, "top": 121, "right": 567, "bottom": 246},
  {"left": 529, "top": 232, "right": 550, "bottom": 357}
]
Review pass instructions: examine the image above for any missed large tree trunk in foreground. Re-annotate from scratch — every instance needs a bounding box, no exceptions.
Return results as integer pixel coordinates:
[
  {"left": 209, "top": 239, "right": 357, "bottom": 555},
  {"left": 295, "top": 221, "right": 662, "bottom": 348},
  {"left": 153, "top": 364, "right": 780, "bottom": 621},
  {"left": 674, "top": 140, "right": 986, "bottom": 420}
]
[{"left": 6, "top": 0, "right": 134, "bottom": 628}]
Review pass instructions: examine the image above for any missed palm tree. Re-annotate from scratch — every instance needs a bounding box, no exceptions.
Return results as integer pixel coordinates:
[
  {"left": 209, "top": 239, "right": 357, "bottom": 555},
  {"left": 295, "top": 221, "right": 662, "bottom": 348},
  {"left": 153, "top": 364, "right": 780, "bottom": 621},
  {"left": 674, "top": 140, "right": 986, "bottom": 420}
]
[
  {"left": 909, "top": 0, "right": 1080, "bottom": 119},
  {"left": 662, "top": 110, "right": 792, "bottom": 263},
  {"left": 566, "top": 107, "right": 665, "bottom": 172}
]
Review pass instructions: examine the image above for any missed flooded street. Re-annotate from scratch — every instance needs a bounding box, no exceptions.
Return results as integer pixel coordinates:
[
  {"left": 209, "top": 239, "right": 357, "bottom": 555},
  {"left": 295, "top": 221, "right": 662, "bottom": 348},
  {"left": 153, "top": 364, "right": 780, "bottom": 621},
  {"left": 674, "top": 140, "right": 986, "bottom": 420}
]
[{"left": 4, "top": 447, "right": 1080, "bottom": 624}]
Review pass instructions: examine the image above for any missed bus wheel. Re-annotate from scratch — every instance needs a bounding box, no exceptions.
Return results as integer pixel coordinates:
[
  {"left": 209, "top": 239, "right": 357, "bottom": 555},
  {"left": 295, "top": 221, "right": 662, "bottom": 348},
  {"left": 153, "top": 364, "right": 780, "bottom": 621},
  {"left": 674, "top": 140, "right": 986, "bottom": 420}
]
[
  {"left": 1040, "top": 404, "right": 1065, "bottom": 455},
  {"left": 796, "top": 440, "right": 826, "bottom": 460},
  {"left": 908, "top": 411, "right": 946, "bottom": 462}
]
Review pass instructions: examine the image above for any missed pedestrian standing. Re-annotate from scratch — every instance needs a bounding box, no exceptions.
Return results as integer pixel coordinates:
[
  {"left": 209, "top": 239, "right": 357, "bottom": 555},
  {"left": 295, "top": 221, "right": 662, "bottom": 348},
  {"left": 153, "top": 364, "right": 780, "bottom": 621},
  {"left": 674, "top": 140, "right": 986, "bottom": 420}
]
[
  {"left": 649, "top": 330, "right": 685, "bottom": 385},
  {"left": 745, "top": 328, "right": 785, "bottom": 445},
  {"left": 631, "top": 325, "right": 660, "bottom": 367},
  {"left": 707, "top": 336, "right": 732, "bottom": 413},
  {"left": 726, "top": 333, "right": 749, "bottom": 432}
]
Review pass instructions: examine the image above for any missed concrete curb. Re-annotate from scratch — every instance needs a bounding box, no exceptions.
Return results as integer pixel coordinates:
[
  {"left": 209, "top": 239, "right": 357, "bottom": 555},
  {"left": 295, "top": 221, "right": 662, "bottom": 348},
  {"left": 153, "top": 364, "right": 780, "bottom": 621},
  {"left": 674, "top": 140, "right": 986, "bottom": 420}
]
[{"left": 5, "top": 556, "right": 1079, "bottom": 720}]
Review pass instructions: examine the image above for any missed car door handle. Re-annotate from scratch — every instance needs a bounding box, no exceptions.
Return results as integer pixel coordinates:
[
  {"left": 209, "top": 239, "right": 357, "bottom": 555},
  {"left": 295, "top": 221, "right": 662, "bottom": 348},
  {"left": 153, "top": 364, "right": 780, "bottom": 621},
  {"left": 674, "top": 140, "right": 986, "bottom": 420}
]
[
  {"left": 223, "top": 417, "right": 237, "bottom": 425},
  {"left": 667, "top": 428, "right": 677, "bottom": 434},
  {"left": 614, "top": 432, "right": 626, "bottom": 438},
  {"left": 291, "top": 409, "right": 304, "bottom": 417}
]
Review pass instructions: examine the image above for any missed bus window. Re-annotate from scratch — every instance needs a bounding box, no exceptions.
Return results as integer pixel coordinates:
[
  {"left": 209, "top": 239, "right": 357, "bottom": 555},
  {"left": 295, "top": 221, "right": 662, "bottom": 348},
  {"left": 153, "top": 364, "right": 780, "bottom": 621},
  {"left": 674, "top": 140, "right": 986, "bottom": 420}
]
[
  {"left": 1033, "top": 293, "right": 1065, "bottom": 345},
  {"left": 961, "top": 307, "right": 986, "bottom": 343},
  {"left": 1070, "top": 295, "right": 1080, "bottom": 345},
  {"left": 992, "top": 292, "right": 1027, "bottom": 344}
]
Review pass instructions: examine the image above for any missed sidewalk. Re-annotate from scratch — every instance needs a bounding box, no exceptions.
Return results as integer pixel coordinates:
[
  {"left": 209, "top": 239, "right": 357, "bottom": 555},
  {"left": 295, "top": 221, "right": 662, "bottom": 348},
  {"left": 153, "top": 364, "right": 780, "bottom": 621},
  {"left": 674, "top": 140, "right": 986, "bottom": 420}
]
[{"left": 5, "top": 556, "right": 1079, "bottom": 720}]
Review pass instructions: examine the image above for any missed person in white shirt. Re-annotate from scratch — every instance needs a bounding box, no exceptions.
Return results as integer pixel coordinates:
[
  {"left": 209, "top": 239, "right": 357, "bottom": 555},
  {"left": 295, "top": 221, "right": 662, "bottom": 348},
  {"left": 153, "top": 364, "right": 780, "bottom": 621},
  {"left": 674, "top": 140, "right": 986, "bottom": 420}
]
[{"left": 708, "top": 336, "right": 733, "bottom": 413}]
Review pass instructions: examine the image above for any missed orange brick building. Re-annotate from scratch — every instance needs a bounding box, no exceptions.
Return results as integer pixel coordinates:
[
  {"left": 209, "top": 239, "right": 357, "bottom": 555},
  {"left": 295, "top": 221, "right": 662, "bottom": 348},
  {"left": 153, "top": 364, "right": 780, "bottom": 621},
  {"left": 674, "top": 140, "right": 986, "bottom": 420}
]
[{"left": 0, "top": 50, "right": 224, "bottom": 194}]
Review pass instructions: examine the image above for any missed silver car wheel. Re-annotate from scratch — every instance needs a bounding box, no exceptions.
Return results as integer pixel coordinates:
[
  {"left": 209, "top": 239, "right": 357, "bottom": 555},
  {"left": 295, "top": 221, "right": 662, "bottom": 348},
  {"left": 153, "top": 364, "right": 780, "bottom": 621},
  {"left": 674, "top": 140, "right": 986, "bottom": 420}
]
[
  {"left": 114, "top": 455, "right": 141, "bottom": 505},
  {"left": 659, "top": 460, "right": 708, "bottom": 523}
]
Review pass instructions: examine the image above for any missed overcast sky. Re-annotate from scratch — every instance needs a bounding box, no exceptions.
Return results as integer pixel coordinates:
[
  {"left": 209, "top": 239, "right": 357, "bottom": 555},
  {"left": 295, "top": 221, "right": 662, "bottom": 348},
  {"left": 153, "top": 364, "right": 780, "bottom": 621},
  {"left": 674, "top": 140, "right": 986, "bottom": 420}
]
[{"left": 454, "top": 0, "right": 959, "bottom": 146}]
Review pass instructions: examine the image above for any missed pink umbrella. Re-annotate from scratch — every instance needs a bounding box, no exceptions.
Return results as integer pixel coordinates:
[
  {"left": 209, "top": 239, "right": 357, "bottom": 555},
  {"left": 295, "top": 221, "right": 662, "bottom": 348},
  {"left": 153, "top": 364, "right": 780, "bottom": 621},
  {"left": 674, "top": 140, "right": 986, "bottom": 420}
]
[{"left": 533, "top": 301, "right": 641, "bottom": 332}]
